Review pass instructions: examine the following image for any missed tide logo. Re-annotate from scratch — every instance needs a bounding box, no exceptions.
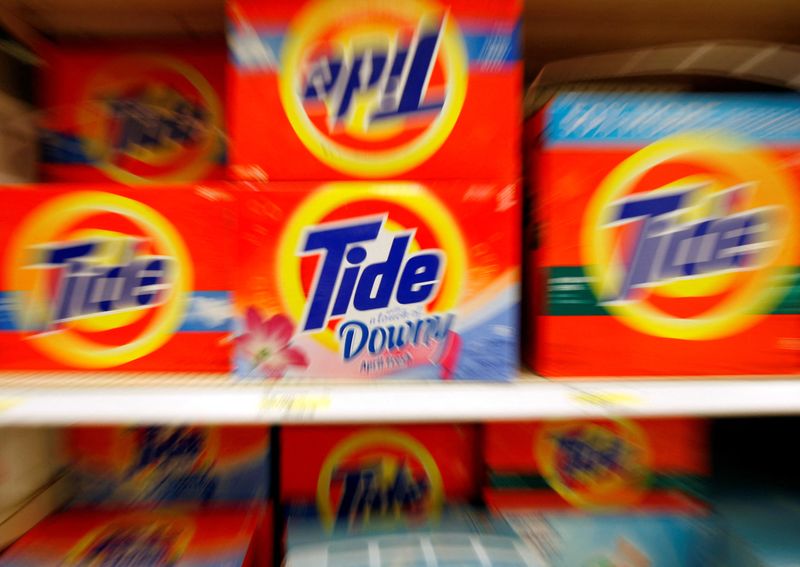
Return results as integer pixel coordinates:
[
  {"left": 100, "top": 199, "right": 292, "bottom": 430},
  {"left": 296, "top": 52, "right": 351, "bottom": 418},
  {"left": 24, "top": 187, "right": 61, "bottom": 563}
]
[
  {"left": 583, "top": 133, "right": 800, "bottom": 339},
  {"left": 64, "top": 514, "right": 194, "bottom": 566},
  {"left": 317, "top": 429, "right": 444, "bottom": 532},
  {"left": 280, "top": 0, "right": 468, "bottom": 177},
  {"left": 77, "top": 54, "right": 222, "bottom": 184},
  {"left": 127, "top": 426, "right": 218, "bottom": 480},
  {"left": 537, "top": 420, "right": 651, "bottom": 509},
  {"left": 278, "top": 183, "right": 466, "bottom": 362},
  {"left": 5, "top": 192, "right": 192, "bottom": 368}
]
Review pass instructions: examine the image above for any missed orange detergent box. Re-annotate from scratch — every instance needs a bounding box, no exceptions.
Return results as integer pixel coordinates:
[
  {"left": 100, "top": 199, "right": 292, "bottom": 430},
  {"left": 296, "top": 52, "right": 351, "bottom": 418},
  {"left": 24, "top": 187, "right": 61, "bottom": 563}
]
[
  {"left": 66, "top": 426, "right": 269, "bottom": 506},
  {"left": 0, "top": 508, "right": 261, "bottom": 566},
  {"left": 0, "top": 184, "right": 234, "bottom": 372},
  {"left": 280, "top": 425, "right": 479, "bottom": 531},
  {"left": 234, "top": 181, "right": 520, "bottom": 380},
  {"left": 227, "top": 0, "right": 521, "bottom": 180},
  {"left": 39, "top": 42, "right": 226, "bottom": 185},
  {"left": 484, "top": 419, "right": 709, "bottom": 511},
  {"left": 531, "top": 93, "right": 800, "bottom": 376}
]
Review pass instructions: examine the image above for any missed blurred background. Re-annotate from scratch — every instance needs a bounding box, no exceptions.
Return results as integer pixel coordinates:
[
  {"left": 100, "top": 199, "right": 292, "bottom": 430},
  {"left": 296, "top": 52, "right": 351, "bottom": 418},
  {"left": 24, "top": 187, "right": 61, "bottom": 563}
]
[{"left": 0, "top": 0, "right": 799, "bottom": 566}]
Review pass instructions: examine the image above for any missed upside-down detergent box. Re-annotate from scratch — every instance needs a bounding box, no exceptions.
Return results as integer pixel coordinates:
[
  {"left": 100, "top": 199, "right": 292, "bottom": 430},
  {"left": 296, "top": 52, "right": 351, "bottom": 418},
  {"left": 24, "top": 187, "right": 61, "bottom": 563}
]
[
  {"left": 280, "top": 425, "right": 479, "bottom": 533},
  {"left": 234, "top": 182, "right": 520, "bottom": 380},
  {"left": 0, "top": 184, "right": 233, "bottom": 372},
  {"left": 39, "top": 42, "right": 226, "bottom": 185},
  {"left": 484, "top": 419, "right": 709, "bottom": 510},
  {"left": 531, "top": 93, "right": 800, "bottom": 376},
  {"left": 0, "top": 508, "right": 261, "bottom": 566},
  {"left": 65, "top": 426, "right": 269, "bottom": 506},
  {"left": 227, "top": 0, "right": 521, "bottom": 181}
]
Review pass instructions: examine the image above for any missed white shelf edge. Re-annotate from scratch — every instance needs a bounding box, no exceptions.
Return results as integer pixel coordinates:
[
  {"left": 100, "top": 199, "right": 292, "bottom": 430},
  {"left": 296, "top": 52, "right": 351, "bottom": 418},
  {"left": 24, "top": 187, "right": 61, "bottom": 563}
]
[{"left": 0, "top": 374, "right": 799, "bottom": 424}]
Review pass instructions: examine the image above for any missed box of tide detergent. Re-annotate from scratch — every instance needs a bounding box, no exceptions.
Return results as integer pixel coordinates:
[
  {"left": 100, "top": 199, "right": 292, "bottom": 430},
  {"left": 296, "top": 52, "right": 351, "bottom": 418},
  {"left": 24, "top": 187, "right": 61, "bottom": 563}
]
[
  {"left": 66, "top": 426, "right": 269, "bottom": 505},
  {"left": 0, "top": 184, "right": 233, "bottom": 372},
  {"left": 227, "top": 0, "right": 521, "bottom": 181},
  {"left": 484, "top": 419, "right": 709, "bottom": 510},
  {"left": 531, "top": 93, "right": 800, "bottom": 376},
  {"left": 234, "top": 181, "right": 520, "bottom": 380},
  {"left": 280, "top": 425, "right": 479, "bottom": 533},
  {"left": 39, "top": 42, "right": 226, "bottom": 185},
  {"left": 0, "top": 508, "right": 261, "bottom": 566}
]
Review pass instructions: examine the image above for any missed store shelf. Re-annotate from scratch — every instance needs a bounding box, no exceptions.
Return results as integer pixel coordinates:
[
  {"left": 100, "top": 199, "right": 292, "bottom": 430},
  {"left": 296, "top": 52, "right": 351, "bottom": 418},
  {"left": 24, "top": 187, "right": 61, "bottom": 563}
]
[
  {"left": 2, "top": 0, "right": 799, "bottom": 80},
  {"left": 0, "top": 373, "right": 798, "bottom": 425}
]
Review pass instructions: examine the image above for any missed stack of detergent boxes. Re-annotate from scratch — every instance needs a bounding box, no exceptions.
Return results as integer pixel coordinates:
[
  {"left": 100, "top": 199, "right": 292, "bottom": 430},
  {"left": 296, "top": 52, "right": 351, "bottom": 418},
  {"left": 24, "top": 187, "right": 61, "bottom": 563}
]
[
  {"left": 0, "top": 35, "right": 273, "bottom": 567},
  {"left": 514, "top": 66, "right": 800, "bottom": 567},
  {"left": 225, "top": 0, "right": 523, "bottom": 562},
  {"left": 0, "top": 0, "right": 522, "bottom": 565},
  {"left": 0, "top": 0, "right": 522, "bottom": 381},
  {"left": 1, "top": 425, "right": 272, "bottom": 566},
  {"left": 226, "top": 0, "right": 523, "bottom": 382}
]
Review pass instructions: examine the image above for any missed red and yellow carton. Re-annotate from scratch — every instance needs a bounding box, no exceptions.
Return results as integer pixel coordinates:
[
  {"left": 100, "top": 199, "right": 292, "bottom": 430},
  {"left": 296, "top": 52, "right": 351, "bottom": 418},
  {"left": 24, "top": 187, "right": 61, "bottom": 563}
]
[
  {"left": 227, "top": 0, "right": 521, "bottom": 181},
  {"left": 0, "top": 508, "right": 261, "bottom": 566},
  {"left": 484, "top": 419, "right": 709, "bottom": 511},
  {"left": 530, "top": 93, "right": 800, "bottom": 376},
  {"left": 39, "top": 42, "right": 226, "bottom": 185},
  {"left": 66, "top": 426, "right": 270, "bottom": 506},
  {"left": 0, "top": 184, "right": 233, "bottom": 372},
  {"left": 281, "top": 424, "right": 479, "bottom": 531},
  {"left": 234, "top": 181, "right": 520, "bottom": 380}
]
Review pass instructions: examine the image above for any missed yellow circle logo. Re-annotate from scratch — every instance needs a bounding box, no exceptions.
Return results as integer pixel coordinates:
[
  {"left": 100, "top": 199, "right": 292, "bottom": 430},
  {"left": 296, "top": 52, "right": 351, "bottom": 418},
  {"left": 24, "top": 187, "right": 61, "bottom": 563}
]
[
  {"left": 279, "top": 0, "right": 468, "bottom": 177},
  {"left": 5, "top": 192, "right": 192, "bottom": 368},
  {"left": 77, "top": 54, "right": 223, "bottom": 184},
  {"left": 583, "top": 133, "right": 799, "bottom": 340},
  {"left": 537, "top": 420, "right": 651, "bottom": 509},
  {"left": 276, "top": 182, "right": 466, "bottom": 352},
  {"left": 317, "top": 428, "right": 444, "bottom": 533}
]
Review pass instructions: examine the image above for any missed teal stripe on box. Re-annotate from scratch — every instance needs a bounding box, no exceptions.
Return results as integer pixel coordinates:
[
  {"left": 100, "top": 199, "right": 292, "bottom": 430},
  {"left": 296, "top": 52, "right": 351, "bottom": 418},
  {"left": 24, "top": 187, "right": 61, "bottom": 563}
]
[
  {"left": 546, "top": 266, "right": 800, "bottom": 316},
  {"left": 546, "top": 266, "right": 608, "bottom": 316}
]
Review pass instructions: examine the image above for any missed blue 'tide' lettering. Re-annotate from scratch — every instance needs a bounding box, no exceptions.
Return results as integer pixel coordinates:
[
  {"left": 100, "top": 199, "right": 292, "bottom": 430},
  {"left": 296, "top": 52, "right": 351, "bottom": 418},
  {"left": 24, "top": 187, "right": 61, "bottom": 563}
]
[
  {"left": 301, "top": 15, "right": 447, "bottom": 131},
  {"left": 299, "top": 216, "right": 444, "bottom": 333},
  {"left": 604, "top": 184, "right": 775, "bottom": 302}
]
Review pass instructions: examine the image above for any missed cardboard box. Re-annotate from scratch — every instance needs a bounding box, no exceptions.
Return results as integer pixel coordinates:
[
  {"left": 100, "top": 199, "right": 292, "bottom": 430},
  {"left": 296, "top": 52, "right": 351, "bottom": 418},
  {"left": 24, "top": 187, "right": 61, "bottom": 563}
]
[
  {"left": 284, "top": 506, "right": 537, "bottom": 567},
  {"left": 280, "top": 425, "right": 479, "bottom": 533},
  {"left": 227, "top": 0, "right": 521, "bottom": 180},
  {"left": 0, "top": 184, "right": 234, "bottom": 371},
  {"left": 66, "top": 426, "right": 269, "bottom": 506},
  {"left": 484, "top": 419, "right": 709, "bottom": 510},
  {"left": 529, "top": 93, "right": 800, "bottom": 376},
  {"left": 491, "top": 507, "right": 717, "bottom": 567},
  {"left": 0, "top": 508, "right": 261, "bottom": 566},
  {"left": 39, "top": 42, "right": 226, "bottom": 184},
  {"left": 234, "top": 181, "right": 520, "bottom": 380}
]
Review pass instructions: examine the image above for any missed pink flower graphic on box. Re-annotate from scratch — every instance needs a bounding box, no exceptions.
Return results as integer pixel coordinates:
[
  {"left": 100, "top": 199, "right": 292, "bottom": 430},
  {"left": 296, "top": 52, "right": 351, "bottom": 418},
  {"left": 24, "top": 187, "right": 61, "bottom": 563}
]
[{"left": 237, "top": 307, "right": 308, "bottom": 378}]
